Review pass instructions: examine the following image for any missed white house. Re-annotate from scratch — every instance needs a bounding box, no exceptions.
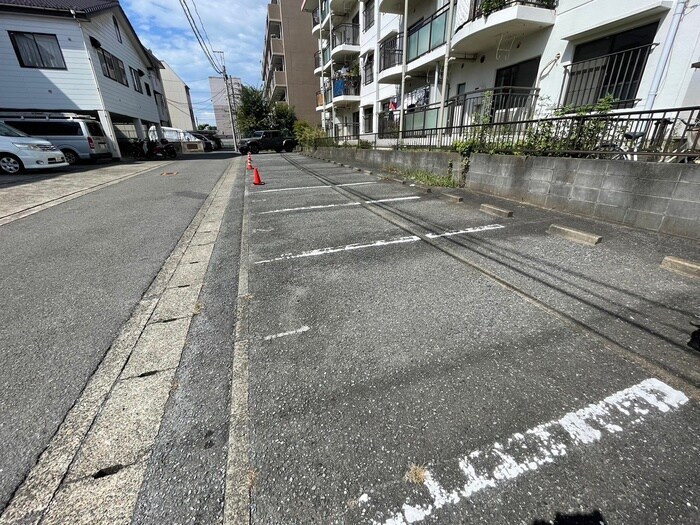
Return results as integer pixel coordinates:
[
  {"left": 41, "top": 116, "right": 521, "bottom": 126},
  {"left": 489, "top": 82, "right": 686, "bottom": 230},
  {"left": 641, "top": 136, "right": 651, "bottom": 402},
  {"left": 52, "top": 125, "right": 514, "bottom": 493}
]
[
  {"left": 0, "top": 0, "right": 171, "bottom": 158},
  {"left": 161, "top": 61, "right": 196, "bottom": 132}
]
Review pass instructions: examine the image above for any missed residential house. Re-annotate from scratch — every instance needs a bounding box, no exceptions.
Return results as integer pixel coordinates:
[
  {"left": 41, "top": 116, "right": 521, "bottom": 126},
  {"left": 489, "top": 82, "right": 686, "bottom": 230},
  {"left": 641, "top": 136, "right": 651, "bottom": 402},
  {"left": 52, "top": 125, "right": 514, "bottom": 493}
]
[
  {"left": 262, "top": 0, "right": 318, "bottom": 125},
  {"left": 0, "top": 0, "right": 170, "bottom": 158},
  {"left": 302, "top": 0, "right": 700, "bottom": 139},
  {"left": 161, "top": 61, "right": 196, "bottom": 131}
]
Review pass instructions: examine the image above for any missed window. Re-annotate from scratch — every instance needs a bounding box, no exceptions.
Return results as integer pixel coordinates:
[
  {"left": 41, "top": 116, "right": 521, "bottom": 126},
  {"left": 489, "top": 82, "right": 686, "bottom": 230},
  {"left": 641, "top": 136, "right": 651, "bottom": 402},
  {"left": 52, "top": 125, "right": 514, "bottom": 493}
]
[
  {"left": 363, "top": 106, "right": 373, "bottom": 133},
  {"left": 113, "top": 17, "right": 122, "bottom": 43},
  {"left": 562, "top": 22, "right": 658, "bottom": 108},
  {"left": 96, "top": 48, "right": 129, "bottom": 86},
  {"left": 9, "top": 32, "right": 66, "bottom": 69},
  {"left": 145, "top": 83, "right": 151, "bottom": 96},
  {"left": 130, "top": 67, "right": 143, "bottom": 93},
  {"left": 363, "top": 0, "right": 375, "bottom": 32}
]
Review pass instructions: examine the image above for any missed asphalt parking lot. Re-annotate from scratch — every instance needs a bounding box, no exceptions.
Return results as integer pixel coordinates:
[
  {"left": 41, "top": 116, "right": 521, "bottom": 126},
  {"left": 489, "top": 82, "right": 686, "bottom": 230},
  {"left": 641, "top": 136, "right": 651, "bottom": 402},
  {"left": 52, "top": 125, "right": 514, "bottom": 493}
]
[{"left": 241, "top": 152, "right": 699, "bottom": 524}]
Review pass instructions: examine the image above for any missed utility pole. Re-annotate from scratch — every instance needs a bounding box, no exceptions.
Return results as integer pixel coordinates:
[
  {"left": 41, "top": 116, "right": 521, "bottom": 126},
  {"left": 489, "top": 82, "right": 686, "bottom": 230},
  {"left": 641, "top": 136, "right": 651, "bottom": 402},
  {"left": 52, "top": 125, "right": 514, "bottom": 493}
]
[{"left": 214, "top": 50, "right": 238, "bottom": 149}]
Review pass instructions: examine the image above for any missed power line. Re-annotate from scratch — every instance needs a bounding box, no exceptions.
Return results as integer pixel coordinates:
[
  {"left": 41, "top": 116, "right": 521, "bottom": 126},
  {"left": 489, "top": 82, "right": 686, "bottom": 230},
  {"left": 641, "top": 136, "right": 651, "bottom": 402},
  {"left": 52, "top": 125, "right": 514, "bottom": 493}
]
[
  {"left": 178, "top": 0, "right": 222, "bottom": 75},
  {"left": 192, "top": 0, "right": 221, "bottom": 71}
]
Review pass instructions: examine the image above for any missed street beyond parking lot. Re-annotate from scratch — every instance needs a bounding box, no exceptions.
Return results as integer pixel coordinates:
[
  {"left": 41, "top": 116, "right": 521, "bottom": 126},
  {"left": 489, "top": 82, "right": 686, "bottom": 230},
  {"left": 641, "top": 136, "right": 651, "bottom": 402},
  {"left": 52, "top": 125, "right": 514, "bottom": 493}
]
[{"left": 0, "top": 153, "right": 698, "bottom": 524}]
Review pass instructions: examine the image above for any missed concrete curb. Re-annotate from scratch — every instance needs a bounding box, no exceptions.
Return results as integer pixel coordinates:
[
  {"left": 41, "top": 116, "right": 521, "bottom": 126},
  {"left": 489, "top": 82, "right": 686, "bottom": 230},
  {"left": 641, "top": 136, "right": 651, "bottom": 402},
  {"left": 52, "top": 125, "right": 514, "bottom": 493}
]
[
  {"left": 547, "top": 224, "right": 602, "bottom": 245},
  {"left": 442, "top": 193, "right": 464, "bottom": 203},
  {"left": 661, "top": 256, "right": 700, "bottom": 278},
  {"left": 480, "top": 203, "right": 513, "bottom": 218}
]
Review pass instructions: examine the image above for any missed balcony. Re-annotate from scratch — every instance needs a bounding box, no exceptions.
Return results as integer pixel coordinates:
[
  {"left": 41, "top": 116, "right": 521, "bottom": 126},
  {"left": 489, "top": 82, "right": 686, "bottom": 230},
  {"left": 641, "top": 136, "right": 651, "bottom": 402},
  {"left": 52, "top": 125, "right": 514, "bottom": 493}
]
[
  {"left": 269, "top": 37, "right": 283, "bottom": 57},
  {"left": 335, "top": 122, "right": 360, "bottom": 139},
  {"left": 314, "top": 47, "right": 332, "bottom": 75},
  {"left": 445, "top": 85, "right": 539, "bottom": 127},
  {"left": 332, "top": 77, "right": 361, "bottom": 106},
  {"left": 377, "top": 33, "right": 402, "bottom": 84},
  {"left": 268, "top": 2, "right": 281, "bottom": 22},
  {"left": 331, "top": 24, "right": 360, "bottom": 60},
  {"left": 270, "top": 70, "right": 287, "bottom": 102},
  {"left": 316, "top": 87, "right": 333, "bottom": 109},
  {"left": 312, "top": 7, "right": 321, "bottom": 33},
  {"left": 452, "top": 0, "right": 556, "bottom": 54},
  {"left": 301, "top": 0, "right": 319, "bottom": 12},
  {"left": 404, "top": 3, "right": 449, "bottom": 75},
  {"left": 559, "top": 44, "right": 656, "bottom": 110}
]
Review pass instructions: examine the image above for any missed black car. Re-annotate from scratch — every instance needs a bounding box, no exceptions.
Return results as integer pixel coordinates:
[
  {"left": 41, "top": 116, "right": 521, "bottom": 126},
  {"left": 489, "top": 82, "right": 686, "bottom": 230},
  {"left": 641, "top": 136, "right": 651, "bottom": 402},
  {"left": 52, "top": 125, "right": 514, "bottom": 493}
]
[{"left": 238, "top": 130, "right": 297, "bottom": 154}]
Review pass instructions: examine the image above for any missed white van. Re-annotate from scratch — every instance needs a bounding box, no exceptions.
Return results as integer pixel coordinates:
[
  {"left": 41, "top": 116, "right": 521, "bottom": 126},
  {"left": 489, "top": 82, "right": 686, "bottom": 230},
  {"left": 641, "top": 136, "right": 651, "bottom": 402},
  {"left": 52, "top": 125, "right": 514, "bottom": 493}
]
[
  {"left": 0, "top": 122, "right": 69, "bottom": 174},
  {"left": 148, "top": 126, "right": 200, "bottom": 142},
  {"left": 1, "top": 114, "right": 111, "bottom": 165}
]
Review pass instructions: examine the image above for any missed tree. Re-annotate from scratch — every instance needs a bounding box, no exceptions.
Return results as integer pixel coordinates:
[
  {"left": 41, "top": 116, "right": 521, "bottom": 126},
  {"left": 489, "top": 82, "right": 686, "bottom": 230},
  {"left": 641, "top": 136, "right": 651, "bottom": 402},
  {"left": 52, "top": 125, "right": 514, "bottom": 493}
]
[
  {"left": 197, "top": 123, "right": 213, "bottom": 130},
  {"left": 269, "top": 103, "right": 297, "bottom": 132},
  {"left": 236, "top": 86, "right": 271, "bottom": 137}
]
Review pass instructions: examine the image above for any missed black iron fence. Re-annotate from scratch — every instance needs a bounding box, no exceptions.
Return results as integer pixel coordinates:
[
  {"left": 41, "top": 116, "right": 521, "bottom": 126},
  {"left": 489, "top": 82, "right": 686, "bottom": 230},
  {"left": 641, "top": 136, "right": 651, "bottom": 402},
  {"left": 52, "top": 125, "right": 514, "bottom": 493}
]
[
  {"left": 335, "top": 122, "right": 360, "bottom": 139},
  {"left": 363, "top": 60, "right": 374, "bottom": 85},
  {"left": 363, "top": 0, "right": 375, "bottom": 31},
  {"left": 315, "top": 105, "right": 700, "bottom": 162}
]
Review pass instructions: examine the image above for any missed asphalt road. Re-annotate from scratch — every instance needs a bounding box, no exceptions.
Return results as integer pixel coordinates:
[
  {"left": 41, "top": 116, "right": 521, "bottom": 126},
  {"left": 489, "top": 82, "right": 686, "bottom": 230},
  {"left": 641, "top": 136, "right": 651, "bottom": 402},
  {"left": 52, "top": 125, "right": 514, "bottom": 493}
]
[
  {"left": 0, "top": 151, "right": 698, "bottom": 524},
  {"left": 0, "top": 153, "right": 235, "bottom": 510}
]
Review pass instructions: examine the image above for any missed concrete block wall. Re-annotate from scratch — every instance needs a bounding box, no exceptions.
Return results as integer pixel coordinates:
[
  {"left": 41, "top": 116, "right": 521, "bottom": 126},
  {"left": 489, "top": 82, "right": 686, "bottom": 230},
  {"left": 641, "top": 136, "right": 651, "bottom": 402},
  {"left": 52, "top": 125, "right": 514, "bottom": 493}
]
[
  {"left": 312, "top": 147, "right": 461, "bottom": 180},
  {"left": 306, "top": 147, "right": 699, "bottom": 239},
  {"left": 468, "top": 154, "right": 700, "bottom": 239}
]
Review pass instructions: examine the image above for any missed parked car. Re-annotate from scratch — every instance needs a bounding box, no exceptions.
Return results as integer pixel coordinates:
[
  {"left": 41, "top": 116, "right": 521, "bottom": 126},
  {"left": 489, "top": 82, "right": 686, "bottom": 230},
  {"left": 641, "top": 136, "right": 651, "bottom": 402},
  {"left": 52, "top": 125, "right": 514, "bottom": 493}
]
[
  {"left": 238, "top": 129, "right": 297, "bottom": 154},
  {"left": 1, "top": 114, "right": 111, "bottom": 165},
  {"left": 191, "top": 132, "right": 215, "bottom": 151},
  {"left": 192, "top": 129, "right": 222, "bottom": 149},
  {"left": 0, "top": 121, "right": 69, "bottom": 174}
]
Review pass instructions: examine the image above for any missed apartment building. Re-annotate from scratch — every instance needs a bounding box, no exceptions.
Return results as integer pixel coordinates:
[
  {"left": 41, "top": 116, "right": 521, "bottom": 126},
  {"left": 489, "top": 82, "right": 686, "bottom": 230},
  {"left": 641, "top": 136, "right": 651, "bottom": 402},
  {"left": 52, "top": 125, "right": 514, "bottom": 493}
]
[
  {"left": 209, "top": 75, "right": 242, "bottom": 140},
  {"left": 302, "top": 0, "right": 700, "bottom": 139},
  {"left": 262, "top": 0, "right": 319, "bottom": 124},
  {"left": 161, "top": 62, "right": 196, "bottom": 131}
]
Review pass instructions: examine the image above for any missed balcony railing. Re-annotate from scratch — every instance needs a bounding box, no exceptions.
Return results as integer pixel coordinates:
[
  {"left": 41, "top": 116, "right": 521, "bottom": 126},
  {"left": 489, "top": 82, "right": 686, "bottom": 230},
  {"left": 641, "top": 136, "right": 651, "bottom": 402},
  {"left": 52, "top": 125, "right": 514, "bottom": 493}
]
[
  {"left": 312, "top": 7, "right": 320, "bottom": 26},
  {"left": 407, "top": 3, "right": 449, "bottom": 62},
  {"left": 560, "top": 43, "right": 657, "bottom": 110},
  {"left": 335, "top": 122, "right": 360, "bottom": 139},
  {"left": 332, "top": 24, "right": 360, "bottom": 48},
  {"left": 315, "top": 47, "right": 331, "bottom": 68},
  {"left": 446, "top": 86, "right": 540, "bottom": 127},
  {"left": 469, "top": 0, "right": 556, "bottom": 22},
  {"left": 320, "top": 0, "right": 330, "bottom": 21},
  {"left": 363, "top": 60, "right": 374, "bottom": 85},
  {"left": 316, "top": 90, "right": 324, "bottom": 107},
  {"left": 379, "top": 33, "right": 402, "bottom": 72}
]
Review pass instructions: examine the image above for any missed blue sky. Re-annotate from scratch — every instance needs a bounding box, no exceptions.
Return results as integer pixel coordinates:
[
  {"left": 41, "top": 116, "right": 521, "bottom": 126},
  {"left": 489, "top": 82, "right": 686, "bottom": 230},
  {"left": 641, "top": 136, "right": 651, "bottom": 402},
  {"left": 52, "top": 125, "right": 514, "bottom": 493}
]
[{"left": 121, "top": 0, "right": 269, "bottom": 126}]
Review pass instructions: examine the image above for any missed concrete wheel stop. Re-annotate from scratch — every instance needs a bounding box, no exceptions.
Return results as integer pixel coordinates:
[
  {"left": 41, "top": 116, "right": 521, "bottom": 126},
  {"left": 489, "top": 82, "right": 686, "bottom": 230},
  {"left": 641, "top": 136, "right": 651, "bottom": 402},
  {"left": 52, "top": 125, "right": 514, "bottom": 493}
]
[{"left": 547, "top": 224, "right": 602, "bottom": 245}]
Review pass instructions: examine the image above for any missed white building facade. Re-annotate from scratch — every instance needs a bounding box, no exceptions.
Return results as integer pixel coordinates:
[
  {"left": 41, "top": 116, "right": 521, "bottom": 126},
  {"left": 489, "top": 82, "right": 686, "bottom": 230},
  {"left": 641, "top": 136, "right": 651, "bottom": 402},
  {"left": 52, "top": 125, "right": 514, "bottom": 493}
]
[
  {"left": 302, "top": 0, "right": 700, "bottom": 139},
  {"left": 209, "top": 75, "right": 242, "bottom": 140},
  {"left": 0, "top": 0, "right": 171, "bottom": 158},
  {"left": 162, "top": 62, "right": 196, "bottom": 132}
]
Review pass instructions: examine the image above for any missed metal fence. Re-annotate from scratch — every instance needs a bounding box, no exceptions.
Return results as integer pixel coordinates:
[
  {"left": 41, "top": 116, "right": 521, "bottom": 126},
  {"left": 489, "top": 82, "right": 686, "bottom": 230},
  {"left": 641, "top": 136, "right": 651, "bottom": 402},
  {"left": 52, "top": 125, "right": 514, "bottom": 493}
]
[{"left": 315, "top": 106, "right": 700, "bottom": 162}]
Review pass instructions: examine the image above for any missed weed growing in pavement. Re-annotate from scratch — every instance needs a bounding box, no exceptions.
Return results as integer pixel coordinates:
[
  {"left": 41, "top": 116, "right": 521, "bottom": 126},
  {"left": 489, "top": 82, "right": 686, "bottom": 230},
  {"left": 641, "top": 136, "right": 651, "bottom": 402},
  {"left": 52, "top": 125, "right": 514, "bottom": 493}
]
[
  {"left": 404, "top": 464, "right": 427, "bottom": 484},
  {"left": 404, "top": 169, "right": 459, "bottom": 188}
]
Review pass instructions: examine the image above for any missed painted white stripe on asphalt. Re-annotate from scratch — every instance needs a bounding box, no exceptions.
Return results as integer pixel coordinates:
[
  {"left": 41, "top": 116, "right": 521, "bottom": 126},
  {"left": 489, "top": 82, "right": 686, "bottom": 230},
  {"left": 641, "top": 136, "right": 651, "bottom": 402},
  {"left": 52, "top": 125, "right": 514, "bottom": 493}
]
[
  {"left": 426, "top": 224, "right": 505, "bottom": 238},
  {"left": 254, "top": 181, "right": 377, "bottom": 193},
  {"left": 258, "top": 196, "right": 421, "bottom": 215},
  {"left": 264, "top": 325, "right": 311, "bottom": 341},
  {"left": 254, "top": 236, "right": 421, "bottom": 264},
  {"left": 363, "top": 378, "right": 688, "bottom": 525}
]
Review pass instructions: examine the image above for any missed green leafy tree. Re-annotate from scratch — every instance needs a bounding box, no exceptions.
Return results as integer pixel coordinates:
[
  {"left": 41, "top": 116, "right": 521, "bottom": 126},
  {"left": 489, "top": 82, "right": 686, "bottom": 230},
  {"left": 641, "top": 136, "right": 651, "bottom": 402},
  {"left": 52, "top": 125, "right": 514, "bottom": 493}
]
[
  {"left": 269, "top": 103, "right": 297, "bottom": 132},
  {"left": 236, "top": 86, "right": 272, "bottom": 137}
]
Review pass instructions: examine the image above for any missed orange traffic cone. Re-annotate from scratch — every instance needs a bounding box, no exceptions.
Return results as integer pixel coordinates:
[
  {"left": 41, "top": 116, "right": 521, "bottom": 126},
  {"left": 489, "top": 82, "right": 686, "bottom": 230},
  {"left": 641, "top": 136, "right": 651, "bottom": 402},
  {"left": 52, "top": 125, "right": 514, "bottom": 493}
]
[
  {"left": 246, "top": 153, "right": 253, "bottom": 170},
  {"left": 253, "top": 167, "right": 265, "bottom": 185}
]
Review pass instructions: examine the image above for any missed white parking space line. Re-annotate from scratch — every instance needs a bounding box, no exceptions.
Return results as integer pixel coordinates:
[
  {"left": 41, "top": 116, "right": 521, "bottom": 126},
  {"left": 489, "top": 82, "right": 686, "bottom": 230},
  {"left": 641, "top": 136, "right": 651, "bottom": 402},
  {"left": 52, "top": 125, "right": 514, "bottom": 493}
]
[
  {"left": 254, "top": 224, "right": 507, "bottom": 265},
  {"left": 258, "top": 197, "right": 421, "bottom": 215},
  {"left": 254, "top": 236, "right": 421, "bottom": 265},
  {"left": 263, "top": 325, "right": 311, "bottom": 341},
  {"left": 253, "top": 181, "right": 377, "bottom": 194},
  {"left": 426, "top": 224, "right": 505, "bottom": 238},
  {"left": 360, "top": 378, "right": 689, "bottom": 525}
]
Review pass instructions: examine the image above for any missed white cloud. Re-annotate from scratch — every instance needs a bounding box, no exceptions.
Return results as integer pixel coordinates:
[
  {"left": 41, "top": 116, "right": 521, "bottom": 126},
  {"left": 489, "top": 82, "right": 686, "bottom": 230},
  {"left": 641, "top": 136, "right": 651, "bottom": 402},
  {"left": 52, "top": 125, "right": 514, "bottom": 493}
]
[{"left": 122, "top": 0, "right": 268, "bottom": 125}]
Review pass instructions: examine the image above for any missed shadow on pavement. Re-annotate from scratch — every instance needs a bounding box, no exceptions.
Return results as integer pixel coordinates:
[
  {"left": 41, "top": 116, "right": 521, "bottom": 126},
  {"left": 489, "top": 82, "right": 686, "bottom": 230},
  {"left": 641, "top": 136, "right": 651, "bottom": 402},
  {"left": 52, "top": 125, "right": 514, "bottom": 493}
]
[{"left": 533, "top": 510, "right": 607, "bottom": 525}]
